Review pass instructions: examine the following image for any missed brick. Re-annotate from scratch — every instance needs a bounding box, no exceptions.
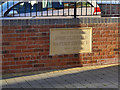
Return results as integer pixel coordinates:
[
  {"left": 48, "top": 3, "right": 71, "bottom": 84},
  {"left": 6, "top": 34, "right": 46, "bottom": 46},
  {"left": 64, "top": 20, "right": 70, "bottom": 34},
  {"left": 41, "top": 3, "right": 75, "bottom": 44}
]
[
  {"left": 107, "top": 38, "right": 117, "bottom": 41},
  {"left": 22, "top": 26, "right": 32, "bottom": 29},
  {"left": 102, "top": 34, "right": 112, "bottom": 37},
  {"left": 10, "top": 42, "right": 27, "bottom": 46},
  {"left": 2, "top": 42, "right": 10, "bottom": 45},
  {"left": 109, "top": 52, "right": 114, "bottom": 55},
  {"left": 28, "top": 60, "right": 38, "bottom": 64},
  {"left": 2, "top": 66, "right": 10, "bottom": 70},
  {"left": 98, "top": 45, "right": 107, "bottom": 48},
  {"left": 3, "top": 38, "right": 16, "bottom": 42},
  {"left": 16, "top": 46, "right": 27, "bottom": 49},
  {"left": 74, "top": 54, "right": 79, "bottom": 57},
  {"left": 34, "top": 64, "right": 44, "bottom": 67},
  {"left": 16, "top": 29, "right": 26, "bottom": 33},
  {"left": 27, "top": 29, "right": 38, "bottom": 32},
  {"left": 28, "top": 45, "right": 39, "bottom": 49},
  {"left": 3, "top": 54, "right": 15, "bottom": 58},
  {"left": 21, "top": 65, "right": 33, "bottom": 68},
  {"left": 83, "top": 57, "right": 92, "bottom": 60},
  {"left": 14, "top": 57, "right": 24, "bottom": 61},
  {"left": 14, "top": 58, "right": 19, "bottom": 61},
  {"left": 16, "top": 38, "right": 26, "bottom": 41},
  {"left": 93, "top": 42, "right": 101, "bottom": 45},
  {"left": 22, "top": 49, "right": 33, "bottom": 53},
  {"left": 101, "top": 41, "right": 112, "bottom": 45},
  {"left": 32, "top": 26, "right": 43, "bottom": 28},
  {"left": 34, "top": 49, "right": 43, "bottom": 52},
  {"left": 3, "top": 34, "right": 24, "bottom": 38},
  {"left": 27, "top": 37, "right": 39, "bottom": 40},
  {"left": 93, "top": 49, "right": 102, "bottom": 52},
  {"left": 41, "top": 33, "right": 47, "bottom": 36},
  {"left": 93, "top": 35, "right": 102, "bottom": 38},
  {"left": 36, "top": 56, "right": 41, "bottom": 59},
  {"left": 9, "top": 26, "right": 22, "bottom": 29},
  {"left": 11, "top": 50, "right": 21, "bottom": 53},
  {"left": 48, "top": 56, "right": 52, "bottom": 59},
  {"left": 93, "top": 56, "right": 101, "bottom": 60},
  {"left": 2, "top": 50, "right": 9, "bottom": 54},
  {"left": 3, "top": 62, "right": 15, "bottom": 66},
  {"left": 10, "top": 66, "right": 22, "bottom": 69},
  {"left": 15, "top": 52, "right": 39, "bottom": 57},
  {"left": 25, "top": 57, "right": 31, "bottom": 60},
  {"left": 114, "top": 48, "right": 120, "bottom": 51},
  {"left": 41, "top": 56, "right": 48, "bottom": 59},
  {"left": 3, "top": 29, "right": 15, "bottom": 34},
  {"left": 39, "top": 28, "right": 49, "bottom": 32},
  {"left": 39, "top": 37, "right": 49, "bottom": 40}
]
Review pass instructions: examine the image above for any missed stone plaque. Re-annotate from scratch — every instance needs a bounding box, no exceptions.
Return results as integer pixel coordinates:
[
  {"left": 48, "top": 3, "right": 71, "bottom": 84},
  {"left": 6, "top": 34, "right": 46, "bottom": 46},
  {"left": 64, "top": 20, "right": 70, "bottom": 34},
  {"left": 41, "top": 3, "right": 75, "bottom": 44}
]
[{"left": 50, "top": 27, "right": 92, "bottom": 55}]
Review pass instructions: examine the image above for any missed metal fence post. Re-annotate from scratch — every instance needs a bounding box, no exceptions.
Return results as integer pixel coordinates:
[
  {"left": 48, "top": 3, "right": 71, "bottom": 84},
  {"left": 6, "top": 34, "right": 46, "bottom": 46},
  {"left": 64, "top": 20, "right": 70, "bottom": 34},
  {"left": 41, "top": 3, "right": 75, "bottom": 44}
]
[{"left": 74, "top": 2, "right": 77, "bottom": 18}]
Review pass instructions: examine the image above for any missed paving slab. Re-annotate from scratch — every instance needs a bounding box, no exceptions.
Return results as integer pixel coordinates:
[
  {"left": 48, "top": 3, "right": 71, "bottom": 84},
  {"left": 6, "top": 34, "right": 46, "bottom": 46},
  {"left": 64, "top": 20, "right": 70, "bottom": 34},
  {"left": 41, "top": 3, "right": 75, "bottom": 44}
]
[{"left": 2, "top": 64, "right": 119, "bottom": 89}]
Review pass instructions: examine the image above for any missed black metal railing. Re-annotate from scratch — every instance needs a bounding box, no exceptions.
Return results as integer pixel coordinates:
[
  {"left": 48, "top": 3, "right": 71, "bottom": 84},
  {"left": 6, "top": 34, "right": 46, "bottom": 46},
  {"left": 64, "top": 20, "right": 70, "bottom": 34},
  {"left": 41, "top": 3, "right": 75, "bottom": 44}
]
[{"left": 1, "top": 0, "right": 120, "bottom": 18}]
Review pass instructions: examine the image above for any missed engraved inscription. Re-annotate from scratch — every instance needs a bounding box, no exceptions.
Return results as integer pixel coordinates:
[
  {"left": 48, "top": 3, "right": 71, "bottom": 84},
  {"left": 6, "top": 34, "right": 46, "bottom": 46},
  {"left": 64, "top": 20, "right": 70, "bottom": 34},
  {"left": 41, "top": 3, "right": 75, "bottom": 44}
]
[{"left": 50, "top": 28, "right": 92, "bottom": 55}]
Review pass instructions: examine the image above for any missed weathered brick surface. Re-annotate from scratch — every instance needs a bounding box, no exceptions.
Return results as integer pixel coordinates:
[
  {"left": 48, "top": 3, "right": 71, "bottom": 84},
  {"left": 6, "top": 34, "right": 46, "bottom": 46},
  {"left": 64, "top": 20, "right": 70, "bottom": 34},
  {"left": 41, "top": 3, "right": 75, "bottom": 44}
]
[{"left": 1, "top": 18, "right": 119, "bottom": 73}]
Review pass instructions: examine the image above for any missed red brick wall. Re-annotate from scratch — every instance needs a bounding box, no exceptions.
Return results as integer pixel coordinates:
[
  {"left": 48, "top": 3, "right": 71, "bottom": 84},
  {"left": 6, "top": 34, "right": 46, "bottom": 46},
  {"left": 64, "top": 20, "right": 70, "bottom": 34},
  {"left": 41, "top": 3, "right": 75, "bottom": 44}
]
[{"left": 2, "top": 19, "right": 119, "bottom": 74}]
